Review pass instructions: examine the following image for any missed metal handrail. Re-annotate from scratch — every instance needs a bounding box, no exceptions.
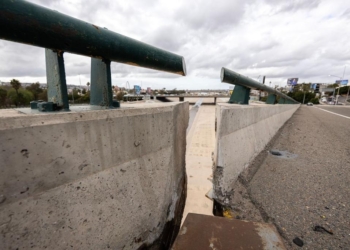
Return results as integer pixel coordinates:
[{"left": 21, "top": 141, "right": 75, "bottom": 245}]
[
  {"left": 0, "top": 0, "right": 186, "bottom": 76},
  {"left": 0, "top": 0, "right": 186, "bottom": 111},
  {"left": 221, "top": 67, "right": 298, "bottom": 104}
]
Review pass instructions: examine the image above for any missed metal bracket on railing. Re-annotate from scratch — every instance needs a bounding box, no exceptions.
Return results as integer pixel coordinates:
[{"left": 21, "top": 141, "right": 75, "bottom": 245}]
[
  {"left": 220, "top": 67, "right": 298, "bottom": 105},
  {"left": 45, "top": 49, "right": 70, "bottom": 111},
  {"left": 30, "top": 49, "right": 70, "bottom": 112},
  {"left": 90, "top": 58, "right": 119, "bottom": 108},
  {"left": 229, "top": 85, "right": 250, "bottom": 104},
  {"left": 266, "top": 94, "right": 277, "bottom": 104}
]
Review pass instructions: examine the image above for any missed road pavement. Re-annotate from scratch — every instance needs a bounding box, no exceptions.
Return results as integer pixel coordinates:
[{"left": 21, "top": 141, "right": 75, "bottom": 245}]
[
  {"left": 242, "top": 106, "right": 350, "bottom": 249},
  {"left": 316, "top": 105, "right": 350, "bottom": 118}
]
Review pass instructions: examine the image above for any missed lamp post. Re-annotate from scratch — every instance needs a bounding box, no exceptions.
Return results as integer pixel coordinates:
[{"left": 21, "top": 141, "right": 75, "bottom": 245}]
[
  {"left": 302, "top": 83, "right": 306, "bottom": 104},
  {"left": 329, "top": 66, "right": 347, "bottom": 105},
  {"left": 329, "top": 74, "right": 342, "bottom": 105},
  {"left": 346, "top": 83, "right": 350, "bottom": 105}
]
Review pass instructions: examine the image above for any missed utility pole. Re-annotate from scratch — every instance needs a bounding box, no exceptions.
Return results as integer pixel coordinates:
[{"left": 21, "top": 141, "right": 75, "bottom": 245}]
[{"left": 259, "top": 76, "right": 265, "bottom": 101}]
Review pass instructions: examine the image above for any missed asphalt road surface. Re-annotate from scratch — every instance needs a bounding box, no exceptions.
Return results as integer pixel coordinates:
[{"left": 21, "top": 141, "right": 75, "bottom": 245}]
[
  {"left": 246, "top": 106, "right": 350, "bottom": 249},
  {"left": 317, "top": 105, "right": 350, "bottom": 118}
]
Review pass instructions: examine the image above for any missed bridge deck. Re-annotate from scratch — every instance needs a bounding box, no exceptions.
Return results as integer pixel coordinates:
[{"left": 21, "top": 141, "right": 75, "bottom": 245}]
[{"left": 231, "top": 106, "right": 350, "bottom": 249}]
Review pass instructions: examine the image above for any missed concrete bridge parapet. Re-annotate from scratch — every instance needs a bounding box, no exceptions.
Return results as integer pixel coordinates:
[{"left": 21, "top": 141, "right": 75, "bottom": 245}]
[
  {"left": 213, "top": 103, "right": 300, "bottom": 205},
  {"left": 0, "top": 102, "right": 188, "bottom": 249}
]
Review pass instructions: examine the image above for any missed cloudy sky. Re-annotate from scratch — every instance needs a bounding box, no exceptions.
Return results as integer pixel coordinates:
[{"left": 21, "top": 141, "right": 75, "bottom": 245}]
[{"left": 1, "top": 0, "right": 350, "bottom": 90}]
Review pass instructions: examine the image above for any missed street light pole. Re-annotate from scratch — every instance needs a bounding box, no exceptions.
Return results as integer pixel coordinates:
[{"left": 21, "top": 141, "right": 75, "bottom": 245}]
[
  {"left": 329, "top": 66, "right": 347, "bottom": 105},
  {"left": 329, "top": 74, "right": 342, "bottom": 105},
  {"left": 302, "top": 83, "right": 306, "bottom": 104}
]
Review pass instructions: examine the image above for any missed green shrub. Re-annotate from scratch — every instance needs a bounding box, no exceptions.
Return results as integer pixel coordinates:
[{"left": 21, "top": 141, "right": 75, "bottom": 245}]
[
  {"left": 116, "top": 91, "right": 124, "bottom": 101},
  {"left": 310, "top": 98, "right": 319, "bottom": 104},
  {"left": 7, "top": 88, "right": 34, "bottom": 106}
]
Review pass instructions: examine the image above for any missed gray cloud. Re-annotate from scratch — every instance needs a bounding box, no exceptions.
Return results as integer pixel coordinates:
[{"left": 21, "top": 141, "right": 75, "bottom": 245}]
[
  {"left": 279, "top": 0, "right": 320, "bottom": 12},
  {"left": 265, "top": 0, "right": 321, "bottom": 13},
  {"left": 1, "top": 0, "right": 350, "bottom": 88},
  {"left": 175, "top": 1, "right": 249, "bottom": 32},
  {"left": 142, "top": 24, "right": 186, "bottom": 52}
]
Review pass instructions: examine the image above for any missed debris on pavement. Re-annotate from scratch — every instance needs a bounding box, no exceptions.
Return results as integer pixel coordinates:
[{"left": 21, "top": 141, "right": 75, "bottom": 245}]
[
  {"left": 269, "top": 150, "right": 298, "bottom": 159},
  {"left": 313, "top": 225, "right": 334, "bottom": 235},
  {"left": 223, "top": 208, "right": 234, "bottom": 218},
  {"left": 270, "top": 150, "right": 282, "bottom": 156},
  {"left": 205, "top": 188, "right": 214, "bottom": 201},
  {"left": 293, "top": 237, "right": 304, "bottom": 247}
]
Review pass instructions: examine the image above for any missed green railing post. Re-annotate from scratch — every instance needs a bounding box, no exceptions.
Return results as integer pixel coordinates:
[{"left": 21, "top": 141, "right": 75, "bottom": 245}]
[
  {"left": 90, "top": 58, "right": 119, "bottom": 108},
  {"left": 229, "top": 85, "right": 250, "bottom": 104},
  {"left": 266, "top": 94, "right": 276, "bottom": 104},
  {"left": 220, "top": 68, "right": 298, "bottom": 105},
  {"left": 278, "top": 97, "right": 286, "bottom": 104},
  {"left": 45, "top": 49, "right": 69, "bottom": 110}
]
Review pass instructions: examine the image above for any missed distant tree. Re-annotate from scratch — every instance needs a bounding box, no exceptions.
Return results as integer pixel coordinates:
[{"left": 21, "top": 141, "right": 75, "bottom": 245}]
[
  {"left": 37, "top": 89, "right": 48, "bottom": 101},
  {"left": 310, "top": 98, "right": 320, "bottom": 104},
  {"left": 68, "top": 88, "right": 80, "bottom": 102},
  {"left": 327, "top": 83, "right": 338, "bottom": 88},
  {"left": 26, "top": 82, "right": 43, "bottom": 100},
  {"left": 20, "top": 89, "right": 34, "bottom": 105},
  {"left": 7, "top": 88, "right": 34, "bottom": 107},
  {"left": 0, "top": 88, "right": 7, "bottom": 107},
  {"left": 287, "top": 90, "right": 316, "bottom": 103},
  {"left": 261, "top": 95, "right": 268, "bottom": 102},
  {"left": 339, "top": 86, "right": 349, "bottom": 95},
  {"left": 116, "top": 91, "right": 124, "bottom": 101},
  {"left": 77, "top": 91, "right": 90, "bottom": 103},
  {"left": 82, "top": 88, "right": 86, "bottom": 94},
  {"left": 10, "top": 79, "right": 21, "bottom": 92},
  {"left": 86, "top": 82, "right": 90, "bottom": 91}
]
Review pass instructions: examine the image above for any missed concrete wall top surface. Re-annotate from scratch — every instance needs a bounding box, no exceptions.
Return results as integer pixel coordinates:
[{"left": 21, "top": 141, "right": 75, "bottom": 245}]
[{"left": 0, "top": 102, "right": 184, "bottom": 129}]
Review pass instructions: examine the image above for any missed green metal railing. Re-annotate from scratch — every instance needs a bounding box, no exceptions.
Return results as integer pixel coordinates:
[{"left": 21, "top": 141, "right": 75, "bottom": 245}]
[
  {"left": 221, "top": 67, "right": 298, "bottom": 105},
  {"left": 0, "top": 0, "right": 186, "bottom": 111}
]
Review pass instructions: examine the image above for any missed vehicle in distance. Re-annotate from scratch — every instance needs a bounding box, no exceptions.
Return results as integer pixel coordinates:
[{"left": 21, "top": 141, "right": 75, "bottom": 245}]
[{"left": 307, "top": 102, "right": 313, "bottom": 106}]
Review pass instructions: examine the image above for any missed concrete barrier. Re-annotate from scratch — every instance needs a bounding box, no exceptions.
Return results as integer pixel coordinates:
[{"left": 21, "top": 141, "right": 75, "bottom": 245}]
[
  {"left": 213, "top": 103, "right": 300, "bottom": 204},
  {"left": 0, "top": 102, "right": 188, "bottom": 249}
]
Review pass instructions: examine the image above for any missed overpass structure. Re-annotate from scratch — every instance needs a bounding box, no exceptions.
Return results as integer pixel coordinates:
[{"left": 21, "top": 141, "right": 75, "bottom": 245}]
[
  {"left": 154, "top": 95, "right": 228, "bottom": 104},
  {"left": 0, "top": 1, "right": 313, "bottom": 250}
]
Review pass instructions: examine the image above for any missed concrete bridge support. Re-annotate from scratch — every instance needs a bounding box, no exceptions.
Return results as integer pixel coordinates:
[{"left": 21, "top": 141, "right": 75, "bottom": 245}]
[{"left": 0, "top": 102, "right": 188, "bottom": 249}]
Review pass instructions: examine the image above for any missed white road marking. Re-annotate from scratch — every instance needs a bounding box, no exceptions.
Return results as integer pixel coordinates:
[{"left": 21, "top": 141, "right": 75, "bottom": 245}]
[{"left": 315, "top": 107, "right": 350, "bottom": 120}]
